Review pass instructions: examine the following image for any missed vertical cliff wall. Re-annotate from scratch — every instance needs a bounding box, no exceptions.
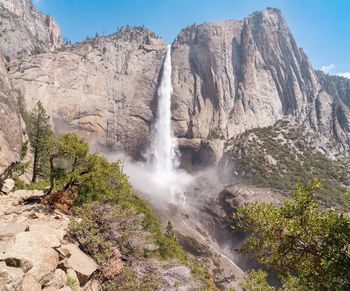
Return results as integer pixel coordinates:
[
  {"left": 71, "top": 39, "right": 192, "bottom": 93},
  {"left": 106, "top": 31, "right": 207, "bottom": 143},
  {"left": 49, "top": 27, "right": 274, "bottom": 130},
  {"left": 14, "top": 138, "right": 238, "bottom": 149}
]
[
  {"left": 10, "top": 27, "right": 167, "bottom": 157},
  {"left": 171, "top": 8, "right": 350, "bottom": 163},
  {"left": 0, "top": 53, "right": 22, "bottom": 177}
]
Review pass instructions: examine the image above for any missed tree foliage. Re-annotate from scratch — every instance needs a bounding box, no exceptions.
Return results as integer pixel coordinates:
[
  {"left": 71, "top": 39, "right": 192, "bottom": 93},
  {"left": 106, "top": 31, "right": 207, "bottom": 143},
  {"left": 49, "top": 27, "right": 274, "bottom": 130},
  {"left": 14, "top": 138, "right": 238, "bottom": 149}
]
[
  {"left": 165, "top": 220, "right": 176, "bottom": 241},
  {"left": 28, "top": 101, "right": 53, "bottom": 182},
  {"left": 235, "top": 179, "right": 350, "bottom": 290},
  {"left": 239, "top": 269, "right": 275, "bottom": 291}
]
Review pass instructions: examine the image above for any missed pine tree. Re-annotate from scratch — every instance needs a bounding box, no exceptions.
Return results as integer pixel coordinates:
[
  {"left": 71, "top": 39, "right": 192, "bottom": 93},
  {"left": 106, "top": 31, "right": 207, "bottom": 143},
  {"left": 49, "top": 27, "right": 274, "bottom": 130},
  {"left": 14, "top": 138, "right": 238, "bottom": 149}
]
[
  {"left": 28, "top": 101, "right": 53, "bottom": 182},
  {"left": 165, "top": 221, "right": 176, "bottom": 241}
]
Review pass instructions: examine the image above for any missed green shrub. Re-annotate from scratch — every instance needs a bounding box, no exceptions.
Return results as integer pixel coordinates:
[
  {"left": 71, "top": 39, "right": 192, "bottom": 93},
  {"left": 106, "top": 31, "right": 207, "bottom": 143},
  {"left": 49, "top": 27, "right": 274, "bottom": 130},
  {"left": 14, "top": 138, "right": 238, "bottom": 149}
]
[
  {"left": 235, "top": 179, "right": 350, "bottom": 290},
  {"left": 66, "top": 276, "right": 78, "bottom": 291},
  {"left": 103, "top": 267, "right": 161, "bottom": 291},
  {"left": 13, "top": 175, "right": 25, "bottom": 190}
]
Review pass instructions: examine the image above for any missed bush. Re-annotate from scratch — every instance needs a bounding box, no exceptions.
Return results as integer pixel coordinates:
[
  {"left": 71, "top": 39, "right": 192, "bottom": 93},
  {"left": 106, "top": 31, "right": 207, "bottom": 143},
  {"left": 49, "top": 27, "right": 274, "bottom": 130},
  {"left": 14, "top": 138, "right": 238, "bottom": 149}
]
[
  {"left": 103, "top": 267, "right": 161, "bottom": 291},
  {"left": 235, "top": 179, "right": 350, "bottom": 290}
]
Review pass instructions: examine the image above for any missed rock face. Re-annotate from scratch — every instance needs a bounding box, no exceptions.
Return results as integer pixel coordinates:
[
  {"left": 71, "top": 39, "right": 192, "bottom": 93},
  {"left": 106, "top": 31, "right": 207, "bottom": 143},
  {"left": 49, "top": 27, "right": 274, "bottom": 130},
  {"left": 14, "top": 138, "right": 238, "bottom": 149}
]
[
  {"left": 0, "top": 53, "right": 22, "bottom": 179},
  {"left": 0, "top": 189, "right": 100, "bottom": 290},
  {"left": 0, "top": 0, "right": 62, "bottom": 61},
  {"left": 171, "top": 8, "right": 350, "bottom": 162},
  {"left": 10, "top": 26, "right": 166, "bottom": 157},
  {"left": 2, "top": 5, "right": 350, "bottom": 166},
  {"left": 0, "top": 179, "right": 15, "bottom": 193}
]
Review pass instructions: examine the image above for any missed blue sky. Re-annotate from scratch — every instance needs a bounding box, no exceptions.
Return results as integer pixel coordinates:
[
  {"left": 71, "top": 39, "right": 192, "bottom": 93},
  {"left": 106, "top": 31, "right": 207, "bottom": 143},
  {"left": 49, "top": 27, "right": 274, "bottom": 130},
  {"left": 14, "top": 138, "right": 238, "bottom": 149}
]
[{"left": 33, "top": 0, "right": 350, "bottom": 77}]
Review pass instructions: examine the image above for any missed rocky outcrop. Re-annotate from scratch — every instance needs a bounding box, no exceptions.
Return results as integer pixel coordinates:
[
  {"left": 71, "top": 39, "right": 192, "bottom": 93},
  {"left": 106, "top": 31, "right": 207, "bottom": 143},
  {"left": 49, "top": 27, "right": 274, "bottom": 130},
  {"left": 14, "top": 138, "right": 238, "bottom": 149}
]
[
  {"left": 0, "top": 0, "right": 62, "bottom": 61},
  {"left": 0, "top": 53, "right": 22, "bottom": 179},
  {"left": 315, "top": 70, "right": 350, "bottom": 107},
  {"left": 171, "top": 8, "right": 350, "bottom": 162},
  {"left": 172, "top": 211, "right": 244, "bottom": 290},
  {"left": 0, "top": 179, "right": 14, "bottom": 193},
  {"left": 10, "top": 26, "right": 166, "bottom": 157},
  {"left": 0, "top": 189, "right": 100, "bottom": 290}
]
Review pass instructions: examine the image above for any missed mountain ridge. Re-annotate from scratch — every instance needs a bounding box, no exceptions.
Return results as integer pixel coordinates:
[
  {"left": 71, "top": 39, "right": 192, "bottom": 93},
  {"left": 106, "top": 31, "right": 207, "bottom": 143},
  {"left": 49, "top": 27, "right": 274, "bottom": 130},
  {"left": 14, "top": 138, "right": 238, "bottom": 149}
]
[{"left": 0, "top": 1, "right": 349, "bottom": 171}]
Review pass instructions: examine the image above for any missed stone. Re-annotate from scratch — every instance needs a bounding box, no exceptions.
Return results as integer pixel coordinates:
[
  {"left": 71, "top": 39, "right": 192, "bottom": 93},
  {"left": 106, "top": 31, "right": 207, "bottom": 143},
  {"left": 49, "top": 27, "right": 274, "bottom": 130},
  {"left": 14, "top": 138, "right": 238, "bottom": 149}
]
[
  {"left": 12, "top": 189, "right": 45, "bottom": 201},
  {"left": 0, "top": 53, "right": 22, "bottom": 178},
  {"left": 60, "top": 244, "right": 97, "bottom": 285},
  {"left": 82, "top": 279, "right": 100, "bottom": 291},
  {"left": 1, "top": 179, "right": 14, "bottom": 194},
  {"left": 10, "top": 26, "right": 166, "bottom": 159},
  {"left": 0, "top": 262, "right": 24, "bottom": 289},
  {"left": 22, "top": 274, "right": 41, "bottom": 291},
  {"left": 1, "top": 4, "right": 349, "bottom": 171},
  {"left": 0, "top": 230, "right": 60, "bottom": 282},
  {"left": 46, "top": 268, "right": 66, "bottom": 289},
  {"left": 170, "top": 8, "right": 350, "bottom": 165}
]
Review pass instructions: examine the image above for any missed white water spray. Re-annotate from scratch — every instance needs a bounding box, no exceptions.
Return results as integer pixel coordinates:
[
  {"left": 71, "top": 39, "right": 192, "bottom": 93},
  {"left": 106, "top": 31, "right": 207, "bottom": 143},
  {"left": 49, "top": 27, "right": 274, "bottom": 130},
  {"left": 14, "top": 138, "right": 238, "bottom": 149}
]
[
  {"left": 146, "top": 44, "right": 179, "bottom": 173},
  {"left": 117, "top": 45, "right": 192, "bottom": 205},
  {"left": 124, "top": 44, "right": 191, "bottom": 204}
]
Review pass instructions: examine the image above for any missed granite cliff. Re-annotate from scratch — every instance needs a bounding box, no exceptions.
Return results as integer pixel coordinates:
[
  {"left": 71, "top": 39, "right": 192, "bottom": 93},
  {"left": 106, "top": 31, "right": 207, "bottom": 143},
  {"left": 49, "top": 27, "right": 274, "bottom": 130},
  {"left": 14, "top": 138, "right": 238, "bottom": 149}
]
[
  {"left": 0, "top": 0, "right": 62, "bottom": 61},
  {"left": 0, "top": 53, "right": 22, "bottom": 180},
  {"left": 4, "top": 5, "right": 349, "bottom": 167},
  {"left": 171, "top": 8, "right": 350, "bottom": 164},
  {"left": 10, "top": 26, "right": 166, "bottom": 158}
]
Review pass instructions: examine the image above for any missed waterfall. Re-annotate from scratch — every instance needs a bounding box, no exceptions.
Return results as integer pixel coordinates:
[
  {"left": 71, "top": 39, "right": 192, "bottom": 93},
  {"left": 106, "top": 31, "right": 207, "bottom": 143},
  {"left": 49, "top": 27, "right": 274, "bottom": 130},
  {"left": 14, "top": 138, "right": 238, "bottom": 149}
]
[
  {"left": 146, "top": 44, "right": 179, "bottom": 174},
  {"left": 124, "top": 45, "right": 191, "bottom": 205}
]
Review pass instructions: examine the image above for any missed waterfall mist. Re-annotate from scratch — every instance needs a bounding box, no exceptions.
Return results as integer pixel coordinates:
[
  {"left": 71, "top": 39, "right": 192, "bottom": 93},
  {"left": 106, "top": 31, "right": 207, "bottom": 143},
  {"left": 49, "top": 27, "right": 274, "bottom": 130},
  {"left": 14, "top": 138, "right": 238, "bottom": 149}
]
[
  {"left": 122, "top": 45, "right": 192, "bottom": 205},
  {"left": 145, "top": 44, "right": 178, "bottom": 173}
]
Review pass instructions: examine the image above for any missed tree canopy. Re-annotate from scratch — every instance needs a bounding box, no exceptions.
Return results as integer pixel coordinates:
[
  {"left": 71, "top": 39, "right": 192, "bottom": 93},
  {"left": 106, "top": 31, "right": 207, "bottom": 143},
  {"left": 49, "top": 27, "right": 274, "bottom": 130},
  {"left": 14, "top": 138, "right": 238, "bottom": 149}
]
[{"left": 235, "top": 178, "right": 350, "bottom": 290}]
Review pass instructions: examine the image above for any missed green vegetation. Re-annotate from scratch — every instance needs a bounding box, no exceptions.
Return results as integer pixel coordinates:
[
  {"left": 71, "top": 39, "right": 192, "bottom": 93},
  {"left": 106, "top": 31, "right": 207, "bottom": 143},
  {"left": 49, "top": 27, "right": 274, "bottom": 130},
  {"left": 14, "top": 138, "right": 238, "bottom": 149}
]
[
  {"left": 28, "top": 101, "right": 53, "bottom": 182},
  {"left": 66, "top": 276, "right": 78, "bottom": 291},
  {"left": 239, "top": 269, "right": 275, "bottom": 291},
  {"left": 103, "top": 267, "right": 161, "bottom": 291},
  {"left": 12, "top": 91, "right": 213, "bottom": 289},
  {"left": 235, "top": 179, "right": 350, "bottom": 290},
  {"left": 165, "top": 220, "right": 176, "bottom": 240},
  {"left": 226, "top": 120, "right": 350, "bottom": 210},
  {"left": 54, "top": 134, "right": 213, "bottom": 289}
]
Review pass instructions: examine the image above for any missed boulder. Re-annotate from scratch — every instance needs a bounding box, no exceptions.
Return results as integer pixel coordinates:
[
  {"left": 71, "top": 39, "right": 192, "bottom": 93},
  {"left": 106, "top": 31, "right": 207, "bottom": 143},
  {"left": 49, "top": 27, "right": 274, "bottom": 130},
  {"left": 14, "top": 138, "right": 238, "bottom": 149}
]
[
  {"left": 46, "top": 268, "right": 66, "bottom": 289},
  {"left": 0, "top": 230, "right": 60, "bottom": 282},
  {"left": 0, "top": 261, "right": 24, "bottom": 290},
  {"left": 1, "top": 179, "right": 15, "bottom": 194},
  {"left": 60, "top": 244, "right": 97, "bottom": 285},
  {"left": 82, "top": 279, "right": 100, "bottom": 291},
  {"left": 22, "top": 274, "right": 41, "bottom": 291}
]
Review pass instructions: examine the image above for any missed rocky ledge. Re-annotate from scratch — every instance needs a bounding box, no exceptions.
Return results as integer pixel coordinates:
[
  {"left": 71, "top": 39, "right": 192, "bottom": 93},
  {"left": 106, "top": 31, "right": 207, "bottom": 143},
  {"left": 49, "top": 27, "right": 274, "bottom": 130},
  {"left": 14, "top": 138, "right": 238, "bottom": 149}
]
[{"left": 0, "top": 185, "right": 99, "bottom": 291}]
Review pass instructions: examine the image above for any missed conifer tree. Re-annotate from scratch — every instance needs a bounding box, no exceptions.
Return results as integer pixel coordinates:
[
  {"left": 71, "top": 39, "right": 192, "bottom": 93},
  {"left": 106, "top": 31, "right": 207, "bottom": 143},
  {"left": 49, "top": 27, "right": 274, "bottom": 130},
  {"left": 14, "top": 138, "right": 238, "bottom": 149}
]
[
  {"left": 165, "top": 220, "right": 176, "bottom": 241},
  {"left": 28, "top": 101, "right": 53, "bottom": 182}
]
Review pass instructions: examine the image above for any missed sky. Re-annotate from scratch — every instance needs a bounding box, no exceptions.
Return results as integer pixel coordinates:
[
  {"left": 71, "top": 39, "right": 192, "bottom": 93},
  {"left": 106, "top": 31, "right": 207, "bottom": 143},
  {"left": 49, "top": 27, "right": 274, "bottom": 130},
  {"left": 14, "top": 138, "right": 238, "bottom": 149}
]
[{"left": 33, "top": 0, "right": 350, "bottom": 77}]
